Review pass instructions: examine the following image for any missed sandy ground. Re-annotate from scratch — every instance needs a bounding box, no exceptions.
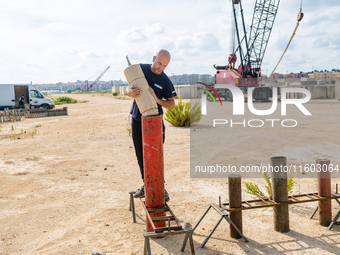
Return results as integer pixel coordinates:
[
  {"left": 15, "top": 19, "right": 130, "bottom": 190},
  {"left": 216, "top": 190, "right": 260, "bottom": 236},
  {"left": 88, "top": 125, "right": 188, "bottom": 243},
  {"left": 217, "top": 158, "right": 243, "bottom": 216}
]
[{"left": 0, "top": 93, "right": 339, "bottom": 255}]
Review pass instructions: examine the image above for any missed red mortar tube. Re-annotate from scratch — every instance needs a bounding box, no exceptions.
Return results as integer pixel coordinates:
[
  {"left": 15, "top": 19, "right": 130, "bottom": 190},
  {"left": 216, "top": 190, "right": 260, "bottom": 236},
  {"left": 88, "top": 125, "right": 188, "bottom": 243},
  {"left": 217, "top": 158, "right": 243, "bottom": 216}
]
[
  {"left": 142, "top": 115, "right": 165, "bottom": 232},
  {"left": 317, "top": 158, "right": 332, "bottom": 226}
]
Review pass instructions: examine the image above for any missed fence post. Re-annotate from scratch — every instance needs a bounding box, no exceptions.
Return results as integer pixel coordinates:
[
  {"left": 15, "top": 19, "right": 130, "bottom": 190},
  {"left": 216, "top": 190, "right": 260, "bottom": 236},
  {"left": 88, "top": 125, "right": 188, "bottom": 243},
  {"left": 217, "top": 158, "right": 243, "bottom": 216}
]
[
  {"left": 228, "top": 174, "right": 243, "bottom": 238},
  {"left": 317, "top": 158, "right": 332, "bottom": 226},
  {"left": 271, "top": 156, "right": 290, "bottom": 233}
]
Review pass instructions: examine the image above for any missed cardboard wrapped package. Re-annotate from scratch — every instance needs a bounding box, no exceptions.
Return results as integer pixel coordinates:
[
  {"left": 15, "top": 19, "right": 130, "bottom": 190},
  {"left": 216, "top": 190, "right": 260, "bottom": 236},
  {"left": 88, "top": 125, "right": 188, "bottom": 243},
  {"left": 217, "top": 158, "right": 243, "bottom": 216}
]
[{"left": 124, "top": 64, "right": 158, "bottom": 116}]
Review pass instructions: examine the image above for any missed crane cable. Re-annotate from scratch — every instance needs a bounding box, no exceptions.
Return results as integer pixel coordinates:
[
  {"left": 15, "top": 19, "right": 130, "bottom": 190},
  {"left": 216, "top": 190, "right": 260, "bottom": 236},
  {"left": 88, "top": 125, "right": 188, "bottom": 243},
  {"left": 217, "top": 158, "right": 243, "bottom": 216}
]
[{"left": 270, "top": 4, "right": 304, "bottom": 77}]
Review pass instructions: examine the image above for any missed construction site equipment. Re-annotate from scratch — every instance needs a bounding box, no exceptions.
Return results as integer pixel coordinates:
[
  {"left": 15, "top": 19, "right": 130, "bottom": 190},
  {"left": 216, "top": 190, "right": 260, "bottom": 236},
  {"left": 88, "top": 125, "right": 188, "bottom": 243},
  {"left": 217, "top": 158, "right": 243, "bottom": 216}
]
[
  {"left": 67, "top": 66, "right": 110, "bottom": 93},
  {"left": 270, "top": 5, "right": 304, "bottom": 76},
  {"left": 142, "top": 115, "right": 166, "bottom": 232},
  {"left": 129, "top": 191, "right": 195, "bottom": 254},
  {"left": 207, "top": 0, "right": 281, "bottom": 101},
  {"left": 193, "top": 158, "right": 340, "bottom": 248},
  {"left": 310, "top": 183, "right": 340, "bottom": 230},
  {"left": 84, "top": 66, "right": 110, "bottom": 92}
]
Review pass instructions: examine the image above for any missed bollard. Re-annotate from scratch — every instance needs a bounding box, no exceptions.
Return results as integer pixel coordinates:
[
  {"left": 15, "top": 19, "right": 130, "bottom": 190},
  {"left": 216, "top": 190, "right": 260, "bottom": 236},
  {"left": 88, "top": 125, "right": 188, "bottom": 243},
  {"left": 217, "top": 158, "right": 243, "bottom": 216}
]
[
  {"left": 317, "top": 158, "right": 332, "bottom": 226},
  {"left": 271, "top": 156, "right": 290, "bottom": 233},
  {"left": 142, "top": 115, "right": 165, "bottom": 232},
  {"left": 228, "top": 174, "right": 242, "bottom": 239}
]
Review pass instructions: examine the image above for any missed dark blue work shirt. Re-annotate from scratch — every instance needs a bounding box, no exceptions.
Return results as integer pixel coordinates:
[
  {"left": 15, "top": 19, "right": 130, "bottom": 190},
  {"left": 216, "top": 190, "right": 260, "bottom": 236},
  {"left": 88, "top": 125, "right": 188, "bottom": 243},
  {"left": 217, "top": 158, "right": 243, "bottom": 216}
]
[{"left": 131, "top": 64, "right": 177, "bottom": 121}]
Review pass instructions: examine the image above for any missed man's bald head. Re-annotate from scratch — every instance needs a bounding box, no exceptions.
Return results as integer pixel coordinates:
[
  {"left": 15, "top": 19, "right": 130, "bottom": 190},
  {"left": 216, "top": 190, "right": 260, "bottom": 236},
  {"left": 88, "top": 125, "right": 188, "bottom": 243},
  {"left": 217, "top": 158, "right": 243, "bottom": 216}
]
[{"left": 151, "top": 49, "right": 171, "bottom": 75}]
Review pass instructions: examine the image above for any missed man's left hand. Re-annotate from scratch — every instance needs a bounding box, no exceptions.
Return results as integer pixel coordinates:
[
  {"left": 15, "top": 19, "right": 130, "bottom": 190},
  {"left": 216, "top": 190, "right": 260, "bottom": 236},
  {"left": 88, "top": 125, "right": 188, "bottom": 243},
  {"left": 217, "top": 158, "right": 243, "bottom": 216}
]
[{"left": 148, "top": 86, "right": 158, "bottom": 103}]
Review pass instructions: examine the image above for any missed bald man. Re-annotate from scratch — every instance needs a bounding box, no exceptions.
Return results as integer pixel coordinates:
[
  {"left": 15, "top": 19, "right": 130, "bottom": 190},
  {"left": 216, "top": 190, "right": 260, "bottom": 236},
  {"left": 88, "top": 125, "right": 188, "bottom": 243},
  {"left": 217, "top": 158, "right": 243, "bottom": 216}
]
[{"left": 126, "top": 50, "right": 177, "bottom": 201}]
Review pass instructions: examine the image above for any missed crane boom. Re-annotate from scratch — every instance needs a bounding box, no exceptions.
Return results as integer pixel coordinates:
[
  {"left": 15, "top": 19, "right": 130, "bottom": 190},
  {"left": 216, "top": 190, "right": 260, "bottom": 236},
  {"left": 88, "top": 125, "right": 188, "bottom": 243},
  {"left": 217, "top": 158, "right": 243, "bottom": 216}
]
[
  {"left": 247, "top": 0, "right": 280, "bottom": 76},
  {"left": 85, "top": 66, "right": 110, "bottom": 92}
]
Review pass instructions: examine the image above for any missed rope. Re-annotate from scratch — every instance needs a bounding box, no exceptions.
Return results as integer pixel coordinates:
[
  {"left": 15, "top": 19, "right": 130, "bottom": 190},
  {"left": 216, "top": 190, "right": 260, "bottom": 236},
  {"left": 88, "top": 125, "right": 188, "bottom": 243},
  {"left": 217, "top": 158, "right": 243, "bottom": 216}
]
[
  {"left": 270, "top": 21, "right": 301, "bottom": 77},
  {"left": 270, "top": 7, "right": 304, "bottom": 77}
]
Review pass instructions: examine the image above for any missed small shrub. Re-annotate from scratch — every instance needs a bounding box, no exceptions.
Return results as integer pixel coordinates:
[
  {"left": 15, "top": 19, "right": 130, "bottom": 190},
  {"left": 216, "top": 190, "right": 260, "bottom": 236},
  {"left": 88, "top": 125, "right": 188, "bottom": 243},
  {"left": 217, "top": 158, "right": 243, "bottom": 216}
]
[
  {"left": 244, "top": 181, "right": 267, "bottom": 200},
  {"left": 112, "top": 92, "right": 118, "bottom": 96},
  {"left": 164, "top": 99, "right": 201, "bottom": 127},
  {"left": 244, "top": 173, "right": 296, "bottom": 200},
  {"left": 53, "top": 96, "right": 78, "bottom": 105},
  {"left": 126, "top": 124, "right": 132, "bottom": 136}
]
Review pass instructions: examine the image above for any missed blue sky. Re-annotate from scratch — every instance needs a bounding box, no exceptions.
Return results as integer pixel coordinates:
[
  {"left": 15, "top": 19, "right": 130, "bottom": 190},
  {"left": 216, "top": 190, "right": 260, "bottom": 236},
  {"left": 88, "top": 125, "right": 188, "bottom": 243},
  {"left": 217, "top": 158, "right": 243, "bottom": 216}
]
[{"left": 0, "top": 0, "right": 339, "bottom": 83}]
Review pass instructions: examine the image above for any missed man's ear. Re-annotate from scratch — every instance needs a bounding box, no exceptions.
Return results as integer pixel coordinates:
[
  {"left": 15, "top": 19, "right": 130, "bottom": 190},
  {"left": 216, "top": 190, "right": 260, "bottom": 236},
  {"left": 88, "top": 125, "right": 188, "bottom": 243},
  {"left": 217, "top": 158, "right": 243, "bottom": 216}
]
[{"left": 152, "top": 56, "right": 156, "bottom": 62}]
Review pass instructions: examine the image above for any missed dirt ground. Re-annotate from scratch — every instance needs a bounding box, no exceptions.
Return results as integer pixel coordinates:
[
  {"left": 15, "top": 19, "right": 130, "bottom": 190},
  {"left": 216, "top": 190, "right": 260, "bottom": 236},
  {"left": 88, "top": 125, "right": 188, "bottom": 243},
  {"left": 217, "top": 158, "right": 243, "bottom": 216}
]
[{"left": 0, "top": 93, "right": 339, "bottom": 255}]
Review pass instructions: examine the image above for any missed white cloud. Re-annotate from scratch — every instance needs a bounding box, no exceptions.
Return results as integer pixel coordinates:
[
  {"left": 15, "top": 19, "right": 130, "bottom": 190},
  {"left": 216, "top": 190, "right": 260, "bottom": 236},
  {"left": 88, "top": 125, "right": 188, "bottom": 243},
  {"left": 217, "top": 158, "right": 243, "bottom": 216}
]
[
  {"left": 175, "top": 36, "right": 195, "bottom": 49},
  {"left": 0, "top": 0, "right": 339, "bottom": 83},
  {"left": 24, "top": 61, "right": 45, "bottom": 69},
  {"left": 47, "top": 47, "right": 79, "bottom": 56},
  {"left": 146, "top": 23, "right": 167, "bottom": 35},
  {"left": 83, "top": 50, "right": 109, "bottom": 58},
  {"left": 193, "top": 32, "right": 221, "bottom": 52},
  {"left": 119, "top": 27, "right": 148, "bottom": 43}
]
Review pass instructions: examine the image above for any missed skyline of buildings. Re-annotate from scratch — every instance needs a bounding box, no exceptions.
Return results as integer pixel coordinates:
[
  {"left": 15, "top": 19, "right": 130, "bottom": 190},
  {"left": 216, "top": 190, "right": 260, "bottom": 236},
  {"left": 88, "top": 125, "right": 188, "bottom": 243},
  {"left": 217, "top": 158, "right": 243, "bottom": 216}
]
[{"left": 29, "top": 69, "right": 340, "bottom": 91}]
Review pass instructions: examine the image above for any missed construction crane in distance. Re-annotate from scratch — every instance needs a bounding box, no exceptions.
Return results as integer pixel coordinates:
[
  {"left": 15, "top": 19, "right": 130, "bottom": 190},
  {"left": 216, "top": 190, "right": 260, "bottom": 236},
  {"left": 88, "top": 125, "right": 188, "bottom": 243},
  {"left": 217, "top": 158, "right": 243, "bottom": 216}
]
[
  {"left": 210, "top": 0, "right": 280, "bottom": 101},
  {"left": 84, "top": 66, "right": 110, "bottom": 92},
  {"left": 67, "top": 66, "right": 111, "bottom": 93}
]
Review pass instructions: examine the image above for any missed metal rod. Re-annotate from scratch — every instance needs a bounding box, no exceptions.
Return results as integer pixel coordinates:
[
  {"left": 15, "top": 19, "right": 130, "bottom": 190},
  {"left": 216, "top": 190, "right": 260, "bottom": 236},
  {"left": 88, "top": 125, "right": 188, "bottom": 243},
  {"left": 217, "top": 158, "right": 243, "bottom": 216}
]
[
  {"left": 232, "top": 2, "right": 245, "bottom": 77},
  {"left": 144, "top": 237, "right": 151, "bottom": 255},
  {"left": 140, "top": 199, "right": 157, "bottom": 231},
  {"left": 131, "top": 194, "right": 136, "bottom": 223},
  {"left": 223, "top": 215, "right": 249, "bottom": 243},
  {"left": 200, "top": 215, "right": 224, "bottom": 248},
  {"left": 193, "top": 205, "right": 212, "bottom": 231},
  {"left": 239, "top": 0, "right": 252, "bottom": 76},
  {"left": 181, "top": 232, "right": 190, "bottom": 252},
  {"left": 310, "top": 205, "right": 319, "bottom": 219},
  {"left": 328, "top": 210, "right": 340, "bottom": 230}
]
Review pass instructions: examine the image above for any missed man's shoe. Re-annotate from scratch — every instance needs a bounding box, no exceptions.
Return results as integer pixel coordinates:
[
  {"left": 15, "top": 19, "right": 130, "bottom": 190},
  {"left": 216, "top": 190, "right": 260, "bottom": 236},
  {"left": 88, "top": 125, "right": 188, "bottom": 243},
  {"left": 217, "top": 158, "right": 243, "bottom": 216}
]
[
  {"left": 165, "top": 189, "right": 170, "bottom": 202},
  {"left": 134, "top": 185, "right": 145, "bottom": 198}
]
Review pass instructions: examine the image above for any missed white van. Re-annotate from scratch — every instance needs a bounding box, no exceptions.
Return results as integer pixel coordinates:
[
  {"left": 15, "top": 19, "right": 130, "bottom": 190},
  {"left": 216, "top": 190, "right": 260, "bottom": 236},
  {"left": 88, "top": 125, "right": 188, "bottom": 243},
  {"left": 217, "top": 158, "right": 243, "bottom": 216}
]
[{"left": 0, "top": 84, "right": 55, "bottom": 110}]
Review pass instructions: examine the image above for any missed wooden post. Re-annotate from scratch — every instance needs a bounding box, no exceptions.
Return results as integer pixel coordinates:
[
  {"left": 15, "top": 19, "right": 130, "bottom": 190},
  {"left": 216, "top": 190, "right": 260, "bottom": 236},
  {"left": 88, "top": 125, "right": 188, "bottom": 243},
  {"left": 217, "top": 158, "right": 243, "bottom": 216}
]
[
  {"left": 271, "top": 156, "right": 290, "bottom": 233},
  {"left": 142, "top": 115, "right": 165, "bottom": 232},
  {"left": 228, "top": 174, "right": 242, "bottom": 238},
  {"left": 317, "top": 158, "right": 332, "bottom": 226}
]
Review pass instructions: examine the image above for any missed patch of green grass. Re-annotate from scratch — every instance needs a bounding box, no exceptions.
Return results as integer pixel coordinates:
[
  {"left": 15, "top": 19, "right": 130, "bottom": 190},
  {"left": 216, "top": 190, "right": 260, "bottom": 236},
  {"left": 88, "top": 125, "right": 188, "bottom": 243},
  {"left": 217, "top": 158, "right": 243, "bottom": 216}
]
[
  {"left": 47, "top": 96, "right": 77, "bottom": 105},
  {"left": 126, "top": 124, "right": 131, "bottom": 136},
  {"left": 164, "top": 98, "right": 201, "bottom": 127}
]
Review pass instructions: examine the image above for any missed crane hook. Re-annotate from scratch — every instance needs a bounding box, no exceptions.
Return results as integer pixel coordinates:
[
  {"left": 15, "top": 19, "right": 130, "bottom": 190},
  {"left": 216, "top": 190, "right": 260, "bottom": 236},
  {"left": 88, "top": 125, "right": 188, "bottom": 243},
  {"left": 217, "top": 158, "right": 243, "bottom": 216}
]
[{"left": 297, "top": 1, "right": 304, "bottom": 21}]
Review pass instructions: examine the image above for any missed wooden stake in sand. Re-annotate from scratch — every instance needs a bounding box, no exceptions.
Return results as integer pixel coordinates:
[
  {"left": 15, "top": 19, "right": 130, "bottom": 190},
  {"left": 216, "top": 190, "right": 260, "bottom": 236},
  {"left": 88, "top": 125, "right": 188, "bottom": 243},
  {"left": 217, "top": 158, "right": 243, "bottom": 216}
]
[
  {"left": 228, "top": 174, "right": 243, "bottom": 238},
  {"left": 271, "top": 156, "right": 290, "bottom": 233},
  {"left": 317, "top": 158, "right": 332, "bottom": 227}
]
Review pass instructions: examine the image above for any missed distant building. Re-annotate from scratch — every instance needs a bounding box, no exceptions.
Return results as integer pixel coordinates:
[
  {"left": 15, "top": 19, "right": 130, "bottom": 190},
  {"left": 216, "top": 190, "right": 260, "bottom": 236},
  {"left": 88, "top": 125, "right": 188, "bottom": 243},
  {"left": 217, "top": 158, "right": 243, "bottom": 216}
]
[
  {"left": 271, "top": 73, "right": 284, "bottom": 79},
  {"left": 308, "top": 71, "right": 340, "bottom": 82},
  {"left": 169, "top": 74, "right": 214, "bottom": 85},
  {"left": 286, "top": 72, "right": 308, "bottom": 79}
]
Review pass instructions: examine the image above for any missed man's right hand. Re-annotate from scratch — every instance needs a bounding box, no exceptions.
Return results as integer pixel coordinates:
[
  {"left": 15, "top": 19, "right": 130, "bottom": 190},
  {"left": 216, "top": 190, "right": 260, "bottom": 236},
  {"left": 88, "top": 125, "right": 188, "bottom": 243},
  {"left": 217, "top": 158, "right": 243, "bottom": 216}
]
[{"left": 127, "top": 86, "right": 142, "bottom": 98}]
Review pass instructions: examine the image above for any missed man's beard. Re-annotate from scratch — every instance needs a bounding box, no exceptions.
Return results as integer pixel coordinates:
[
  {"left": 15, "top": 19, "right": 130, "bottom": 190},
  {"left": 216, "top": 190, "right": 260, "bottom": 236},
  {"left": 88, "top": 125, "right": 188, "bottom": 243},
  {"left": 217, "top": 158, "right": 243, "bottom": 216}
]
[{"left": 151, "top": 66, "right": 162, "bottom": 75}]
